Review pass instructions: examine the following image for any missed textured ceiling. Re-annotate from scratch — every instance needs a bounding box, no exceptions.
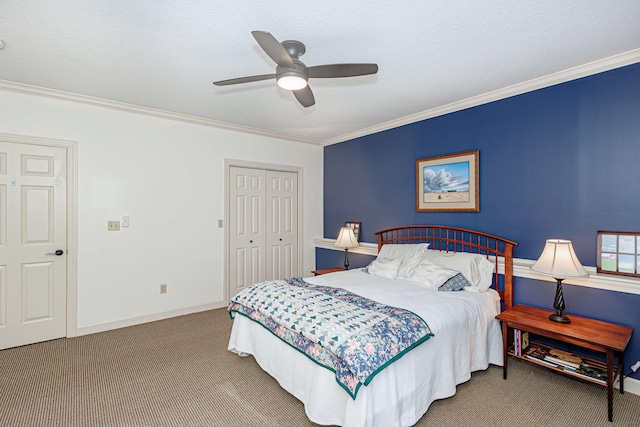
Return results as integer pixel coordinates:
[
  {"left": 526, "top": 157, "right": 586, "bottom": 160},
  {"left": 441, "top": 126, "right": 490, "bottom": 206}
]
[{"left": 1, "top": 1, "right": 639, "bottom": 145}]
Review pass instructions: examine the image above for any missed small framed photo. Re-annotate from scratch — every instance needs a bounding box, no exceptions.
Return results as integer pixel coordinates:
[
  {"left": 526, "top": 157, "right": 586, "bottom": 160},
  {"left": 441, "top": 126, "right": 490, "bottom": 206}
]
[
  {"left": 416, "top": 150, "right": 479, "bottom": 212},
  {"left": 344, "top": 222, "right": 362, "bottom": 242}
]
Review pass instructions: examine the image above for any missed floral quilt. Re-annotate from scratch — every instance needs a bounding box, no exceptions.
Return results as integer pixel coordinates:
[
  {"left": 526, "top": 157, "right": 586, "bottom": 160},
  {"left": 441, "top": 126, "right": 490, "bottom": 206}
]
[{"left": 228, "top": 277, "right": 433, "bottom": 398}]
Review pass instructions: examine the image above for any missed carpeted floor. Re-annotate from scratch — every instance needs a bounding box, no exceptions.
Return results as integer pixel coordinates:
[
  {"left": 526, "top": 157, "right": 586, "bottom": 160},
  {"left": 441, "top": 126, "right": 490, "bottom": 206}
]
[{"left": 1, "top": 308, "right": 638, "bottom": 426}]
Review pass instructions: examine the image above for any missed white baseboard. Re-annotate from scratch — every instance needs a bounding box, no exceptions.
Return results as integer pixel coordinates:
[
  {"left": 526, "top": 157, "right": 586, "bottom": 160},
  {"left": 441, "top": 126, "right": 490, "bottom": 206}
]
[
  {"left": 74, "top": 301, "right": 227, "bottom": 337},
  {"left": 618, "top": 375, "right": 640, "bottom": 396}
]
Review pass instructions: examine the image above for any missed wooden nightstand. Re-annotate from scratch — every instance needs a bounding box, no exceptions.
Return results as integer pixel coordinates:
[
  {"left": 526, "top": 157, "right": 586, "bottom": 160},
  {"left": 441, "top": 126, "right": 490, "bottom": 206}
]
[
  {"left": 496, "top": 304, "right": 633, "bottom": 422},
  {"left": 310, "top": 267, "right": 344, "bottom": 276}
]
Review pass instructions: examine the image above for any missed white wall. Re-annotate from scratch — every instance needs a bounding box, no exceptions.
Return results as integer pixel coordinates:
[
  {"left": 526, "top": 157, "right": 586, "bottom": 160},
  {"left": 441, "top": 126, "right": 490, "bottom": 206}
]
[{"left": 0, "top": 89, "right": 323, "bottom": 331}]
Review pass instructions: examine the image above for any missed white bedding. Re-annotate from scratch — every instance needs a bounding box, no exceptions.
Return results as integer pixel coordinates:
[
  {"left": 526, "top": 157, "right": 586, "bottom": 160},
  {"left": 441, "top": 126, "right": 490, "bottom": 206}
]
[{"left": 228, "top": 269, "right": 503, "bottom": 427}]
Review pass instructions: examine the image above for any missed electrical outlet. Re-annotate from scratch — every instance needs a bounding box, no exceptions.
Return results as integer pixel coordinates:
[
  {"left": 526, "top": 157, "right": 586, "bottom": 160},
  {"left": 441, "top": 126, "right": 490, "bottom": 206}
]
[
  {"left": 108, "top": 221, "right": 120, "bottom": 231},
  {"left": 160, "top": 284, "right": 167, "bottom": 294},
  {"left": 632, "top": 360, "right": 640, "bottom": 372}
]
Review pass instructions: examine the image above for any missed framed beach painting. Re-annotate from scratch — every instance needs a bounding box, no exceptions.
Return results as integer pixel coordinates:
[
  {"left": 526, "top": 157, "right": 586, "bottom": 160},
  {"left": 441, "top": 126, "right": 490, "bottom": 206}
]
[{"left": 416, "top": 150, "right": 479, "bottom": 212}]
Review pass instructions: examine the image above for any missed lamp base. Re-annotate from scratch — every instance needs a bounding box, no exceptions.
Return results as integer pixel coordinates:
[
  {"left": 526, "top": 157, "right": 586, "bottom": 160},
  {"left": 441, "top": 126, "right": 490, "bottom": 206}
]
[
  {"left": 343, "top": 249, "right": 350, "bottom": 270},
  {"left": 548, "top": 313, "right": 571, "bottom": 323},
  {"left": 549, "top": 278, "right": 571, "bottom": 323}
]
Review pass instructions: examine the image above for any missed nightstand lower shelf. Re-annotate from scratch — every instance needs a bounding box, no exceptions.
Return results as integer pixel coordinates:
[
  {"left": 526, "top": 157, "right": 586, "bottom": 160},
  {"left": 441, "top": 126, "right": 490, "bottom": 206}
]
[
  {"left": 512, "top": 342, "right": 613, "bottom": 387},
  {"left": 497, "top": 304, "right": 633, "bottom": 422}
]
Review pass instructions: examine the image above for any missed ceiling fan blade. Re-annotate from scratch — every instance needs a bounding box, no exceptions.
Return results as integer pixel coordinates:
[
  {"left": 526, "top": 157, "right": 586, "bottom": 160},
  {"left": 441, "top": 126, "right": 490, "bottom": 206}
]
[
  {"left": 213, "top": 73, "right": 276, "bottom": 86},
  {"left": 307, "top": 63, "right": 378, "bottom": 78},
  {"left": 293, "top": 86, "right": 315, "bottom": 108},
  {"left": 251, "top": 31, "right": 295, "bottom": 68}
]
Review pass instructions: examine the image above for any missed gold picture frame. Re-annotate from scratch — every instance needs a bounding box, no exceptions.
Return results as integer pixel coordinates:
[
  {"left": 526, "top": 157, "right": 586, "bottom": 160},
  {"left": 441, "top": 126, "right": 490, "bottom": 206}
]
[{"left": 416, "top": 150, "right": 479, "bottom": 212}]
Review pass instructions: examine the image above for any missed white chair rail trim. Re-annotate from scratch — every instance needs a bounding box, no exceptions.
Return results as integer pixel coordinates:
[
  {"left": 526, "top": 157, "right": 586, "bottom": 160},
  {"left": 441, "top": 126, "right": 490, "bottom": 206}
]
[{"left": 314, "top": 238, "right": 640, "bottom": 296}]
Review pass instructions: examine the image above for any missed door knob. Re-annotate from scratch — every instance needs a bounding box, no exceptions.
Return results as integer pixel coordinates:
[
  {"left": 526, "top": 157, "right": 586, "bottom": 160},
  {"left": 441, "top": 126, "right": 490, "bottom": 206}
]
[
  {"left": 249, "top": 240, "right": 253, "bottom": 243},
  {"left": 46, "top": 249, "right": 64, "bottom": 256}
]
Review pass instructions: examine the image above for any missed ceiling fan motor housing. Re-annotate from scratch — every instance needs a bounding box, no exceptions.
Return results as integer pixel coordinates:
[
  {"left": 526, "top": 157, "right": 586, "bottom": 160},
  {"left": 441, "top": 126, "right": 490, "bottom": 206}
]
[
  {"left": 281, "top": 40, "right": 306, "bottom": 59},
  {"left": 276, "top": 41, "right": 308, "bottom": 88},
  {"left": 276, "top": 59, "right": 308, "bottom": 83}
]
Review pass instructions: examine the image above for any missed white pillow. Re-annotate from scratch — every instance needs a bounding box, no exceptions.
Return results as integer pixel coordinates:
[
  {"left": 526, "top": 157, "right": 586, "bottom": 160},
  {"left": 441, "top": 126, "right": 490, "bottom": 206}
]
[
  {"left": 409, "top": 258, "right": 460, "bottom": 290},
  {"left": 378, "top": 243, "right": 430, "bottom": 279},
  {"left": 422, "top": 249, "right": 495, "bottom": 291},
  {"left": 368, "top": 257, "right": 403, "bottom": 280}
]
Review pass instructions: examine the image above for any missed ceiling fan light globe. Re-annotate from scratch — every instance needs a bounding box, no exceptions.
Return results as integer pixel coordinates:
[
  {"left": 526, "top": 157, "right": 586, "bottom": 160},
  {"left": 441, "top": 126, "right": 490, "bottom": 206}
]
[{"left": 277, "top": 75, "right": 308, "bottom": 90}]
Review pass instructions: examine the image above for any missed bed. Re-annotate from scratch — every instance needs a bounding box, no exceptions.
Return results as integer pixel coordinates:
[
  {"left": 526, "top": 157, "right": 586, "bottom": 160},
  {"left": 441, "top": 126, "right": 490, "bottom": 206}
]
[{"left": 228, "top": 225, "right": 517, "bottom": 427}]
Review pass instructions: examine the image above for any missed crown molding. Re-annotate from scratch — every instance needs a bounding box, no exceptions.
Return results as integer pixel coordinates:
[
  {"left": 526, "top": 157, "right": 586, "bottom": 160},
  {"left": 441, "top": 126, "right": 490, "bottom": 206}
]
[
  {"left": 0, "top": 79, "right": 322, "bottom": 146},
  {"left": 3, "top": 48, "right": 639, "bottom": 148},
  {"left": 314, "top": 238, "right": 640, "bottom": 296},
  {"left": 322, "top": 48, "right": 640, "bottom": 146}
]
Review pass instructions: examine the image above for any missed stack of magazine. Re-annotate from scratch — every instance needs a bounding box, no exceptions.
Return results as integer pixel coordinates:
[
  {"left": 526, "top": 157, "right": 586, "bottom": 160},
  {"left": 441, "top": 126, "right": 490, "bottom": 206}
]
[
  {"left": 525, "top": 345, "right": 607, "bottom": 384},
  {"left": 545, "top": 348, "right": 582, "bottom": 369}
]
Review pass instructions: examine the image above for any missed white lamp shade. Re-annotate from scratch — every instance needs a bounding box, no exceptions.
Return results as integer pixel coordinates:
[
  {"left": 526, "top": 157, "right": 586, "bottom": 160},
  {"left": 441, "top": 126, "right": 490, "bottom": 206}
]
[
  {"left": 335, "top": 227, "right": 359, "bottom": 248},
  {"left": 530, "top": 239, "right": 588, "bottom": 279}
]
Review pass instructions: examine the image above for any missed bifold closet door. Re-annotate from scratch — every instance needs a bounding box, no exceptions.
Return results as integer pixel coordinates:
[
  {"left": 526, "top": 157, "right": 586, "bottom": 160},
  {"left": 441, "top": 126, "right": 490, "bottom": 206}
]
[
  {"left": 228, "top": 167, "right": 299, "bottom": 298},
  {"left": 229, "top": 167, "right": 266, "bottom": 298},
  {"left": 265, "top": 170, "right": 298, "bottom": 281}
]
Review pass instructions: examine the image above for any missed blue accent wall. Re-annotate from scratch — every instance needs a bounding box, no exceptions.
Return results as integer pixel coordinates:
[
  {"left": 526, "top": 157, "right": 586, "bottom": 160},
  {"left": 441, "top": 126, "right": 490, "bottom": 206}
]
[{"left": 320, "top": 62, "right": 640, "bottom": 379}]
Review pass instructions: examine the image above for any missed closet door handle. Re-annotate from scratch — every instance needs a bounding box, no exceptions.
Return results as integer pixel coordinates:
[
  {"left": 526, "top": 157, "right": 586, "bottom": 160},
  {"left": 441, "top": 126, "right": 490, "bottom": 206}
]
[{"left": 249, "top": 240, "right": 253, "bottom": 243}]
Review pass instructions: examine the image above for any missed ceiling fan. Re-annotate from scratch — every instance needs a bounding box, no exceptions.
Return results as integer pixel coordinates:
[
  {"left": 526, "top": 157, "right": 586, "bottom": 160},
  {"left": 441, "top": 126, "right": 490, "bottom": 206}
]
[{"left": 213, "top": 31, "right": 378, "bottom": 108}]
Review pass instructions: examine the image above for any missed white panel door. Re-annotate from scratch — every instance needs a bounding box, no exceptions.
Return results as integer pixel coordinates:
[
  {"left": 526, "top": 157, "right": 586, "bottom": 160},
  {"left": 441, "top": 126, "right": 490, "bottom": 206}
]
[
  {"left": 0, "top": 141, "right": 67, "bottom": 349},
  {"left": 228, "top": 167, "right": 266, "bottom": 298},
  {"left": 266, "top": 170, "right": 298, "bottom": 280}
]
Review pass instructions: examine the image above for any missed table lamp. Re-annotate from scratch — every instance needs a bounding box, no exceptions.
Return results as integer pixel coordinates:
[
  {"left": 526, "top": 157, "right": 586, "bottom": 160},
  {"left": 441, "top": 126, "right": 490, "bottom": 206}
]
[
  {"left": 530, "top": 239, "right": 588, "bottom": 323},
  {"left": 335, "top": 226, "right": 359, "bottom": 269}
]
